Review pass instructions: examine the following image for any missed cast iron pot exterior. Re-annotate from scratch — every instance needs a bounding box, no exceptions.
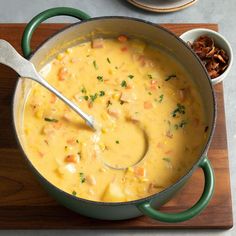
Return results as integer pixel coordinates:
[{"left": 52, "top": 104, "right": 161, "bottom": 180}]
[{"left": 12, "top": 7, "right": 216, "bottom": 222}]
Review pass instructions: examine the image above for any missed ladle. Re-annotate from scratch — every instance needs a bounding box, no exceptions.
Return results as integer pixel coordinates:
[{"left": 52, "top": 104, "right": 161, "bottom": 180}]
[{"left": 0, "top": 39, "right": 96, "bottom": 130}]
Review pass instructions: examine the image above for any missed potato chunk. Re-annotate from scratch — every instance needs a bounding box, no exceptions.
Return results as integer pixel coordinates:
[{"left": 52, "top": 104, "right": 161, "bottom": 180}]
[{"left": 102, "top": 183, "right": 126, "bottom": 202}]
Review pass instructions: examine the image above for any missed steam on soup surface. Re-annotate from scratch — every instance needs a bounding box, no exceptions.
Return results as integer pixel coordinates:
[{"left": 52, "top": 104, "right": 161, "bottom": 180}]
[{"left": 22, "top": 36, "right": 208, "bottom": 202}]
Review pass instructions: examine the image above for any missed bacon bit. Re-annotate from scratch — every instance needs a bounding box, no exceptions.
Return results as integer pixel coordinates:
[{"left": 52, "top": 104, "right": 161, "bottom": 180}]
[
  {"left": 190, "top": 35, "right": 229, "bottom": 79},
  {"left": 50, "top": 93, "right": 57, "bottom": 104},
  {"left": 58, "top": 67, "right": 68, "bottom": 81},
  {"left": 144, "top": 101, "right": 153, "bottom": 109},
  {"left": 91, "top": 38, "right": 104, "bottom": 48},
  {"left": 134, "top": 166, "right": 146, "bottom": 177},
  {"left": 118, "top": 35, "right": 128, "bottom": 43},
  {"left": 166, "top": 130, "right": 173, "bottom": 139},
  {"left": 64, "top": 154, "right": 78, "bottom": 163},
  {"left": 121, "top": 46, "right": 128, "bottom": 52}
]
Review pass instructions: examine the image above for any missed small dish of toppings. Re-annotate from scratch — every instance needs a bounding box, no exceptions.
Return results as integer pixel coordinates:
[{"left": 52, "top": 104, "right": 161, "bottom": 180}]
[{"left": 180, "top": 28, "right": 233, "bottom": 85}]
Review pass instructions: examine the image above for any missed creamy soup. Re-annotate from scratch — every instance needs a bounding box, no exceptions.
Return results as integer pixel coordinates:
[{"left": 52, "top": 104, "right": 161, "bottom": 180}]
[{"left": 22, "top": 35, "right": 208, "bottom": 202}]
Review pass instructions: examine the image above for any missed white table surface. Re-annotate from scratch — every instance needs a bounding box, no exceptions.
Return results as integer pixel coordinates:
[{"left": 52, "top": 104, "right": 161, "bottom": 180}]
[{"left": 0, "top": 0, "right": 235, "bottom": 235}]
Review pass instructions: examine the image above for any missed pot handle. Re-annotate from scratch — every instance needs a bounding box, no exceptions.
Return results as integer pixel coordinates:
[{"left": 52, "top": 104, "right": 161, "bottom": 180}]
[
  {"left": 21, "top": 7, "right": 90, "bottom": 58},
  {"left": 137, "top": 157, "right": 214, "bottom": 223}
]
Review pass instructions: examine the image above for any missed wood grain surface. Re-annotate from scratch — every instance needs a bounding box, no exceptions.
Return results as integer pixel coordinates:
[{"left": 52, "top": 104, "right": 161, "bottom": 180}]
[{"left": 0, "top": 23, "right": 233, "bottom": 229}]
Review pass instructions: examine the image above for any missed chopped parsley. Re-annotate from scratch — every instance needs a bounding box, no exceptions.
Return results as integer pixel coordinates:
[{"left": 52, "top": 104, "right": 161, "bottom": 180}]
[
  {"left": 115, "top": 66, "right": 118, "bottom": 70},
  {"left": 115, "top": 140, "right": 120, "bottom": 144},
  {"left": 79, "top": 172, "right": 86, "bottom": 183},
  {"left": 99, "top": 90, "right": 105, "bottom": 96},
  {"left": 93, "top": 60, "right": 98, "bottom": 70},
  {"left": 76, "top": 139, "right": 79, "bottom": 144},
  {"left": 159, "top": 94, "right": 164, "bottom": 103},
  {"left": 148, "top": 92, "right": 152, "bottom": 95},
  {"left": 44, "top": 117, "right": 58, "bottom": 122},
  {"left": 162, "top": 157, "right": 171, "bottom": 163},
  {"left": 128, "top": 74, "right": 134, "bottom": 79},
  {"left": 81, "top": 86, "right": 87, "bottom": 94},
  {"left": 174, "top": 120, "right": 188, "bottom": 130},
  {"left": 147, "top": 74, "right": 153, "bottom": 79},
  {"left": 107, "top": 57, "right": 111, "bottom": 64},
  {"left": 121, "top": 80, "right": 127, "bottom": 87},
  {"left": 165, "top": 74, "right": 177, "bottom": 81},
  {"left": 172, "top": 103, "right": 186, "bottom": 117},
  {"left": 83, "top": 95, "right": 89, "bottom": 101},
  {"left": 89, "top": 93, "right": 98, "bottom": 102},
  {"left": 120, "top": 101, "right": 124, "bottom": 105},
  {"left": 72, "top": 190, "right": 77, "bottom": 196},
  {"left": 97, "top": 75, "right": 103, "bottom": 82},
  {"left": 204, "top": 126, "right": 209, "bottom": 132}
]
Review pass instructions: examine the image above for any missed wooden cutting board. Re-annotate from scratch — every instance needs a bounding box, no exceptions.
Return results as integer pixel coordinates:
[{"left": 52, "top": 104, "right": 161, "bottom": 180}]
[{"left": 0, "top": 23, "right": 233, "bottom": 229}]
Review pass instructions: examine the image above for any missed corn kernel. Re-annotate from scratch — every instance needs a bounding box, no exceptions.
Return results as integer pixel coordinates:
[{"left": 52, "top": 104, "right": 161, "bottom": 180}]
[
  {"left": 127, "top": 167, "right": 134, "bottom": 173},
  {"left": 101, "top": 127, "right": 108, "bottom": 134},
  {"left": 112, "top": 93, "right": 120, "bottom": 100},
  {"left": 66, "top": 48, "right": 72, "bottom": 54},
  {"left": 99, "top": 142, "right": 106, "bottom": 151},
  {"left": 35, "top": 110, "right": 43, "bottom": 119},
  {"left": 108, "top": 69, "right": 113, "bottom": 75},
  {"left": 57, "top": 53, "right": 65, "bottom": 61},
  {"left": 139, "top": 177, "right": 149, "bottom": 182},
  {"left": 101, "top": 113, "right": 109, "bottom": 121}
]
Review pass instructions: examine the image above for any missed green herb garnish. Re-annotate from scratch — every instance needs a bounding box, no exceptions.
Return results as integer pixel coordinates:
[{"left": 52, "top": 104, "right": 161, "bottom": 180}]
[
  {"left": 172, "top": 103, "right": 185, "bottom": 117},
  {"left": 121, "top": 80, "right": 127, "bottom": 87},
  {"left": 76, "top": 140, "right": 79, "bottom": 144},
  {"left": 79, "top": 172, "right": 86, "bottom": 183},
  {"left": 148, "top": 92, "right": 152, "bottom": 95},
  {"left": 120, "top": 101, "right": 124, "bottom": 105},
  {"left": 72, "top": 190, "right": 77, "bottom": 196},
  {"left": 159, "top": 94, "right": 164, "bottom": 103},
  {"left": 128, "top": 74, "right": 134, "bottom": 79},
  {"left": 93, "top": 60, "right": 98, "bottom": 70},
  {"left": 89, "top": 93, "right": 98, "bottom": 102},
  {"left": 115, "top": 140, "right": 120, "bottom": 144},
  {"left": 163, "top": 157, "right": 171, "bottom": 163},
  {"left": 81, "top": 87, "right": 87, "bottom": 94},
  {"left": 84, "top": 95, "right": 89, "bottom": 101},
  {"left": 97, "top": 76, "right": 103, "bottom": 82},
  {"left": 44, "top": 117, "right": 58, "bottom": 122},
  {"left": 165, "top": 74, "right": 177, "bottom": 81},
  {"left": 147, "top": 74, "right": 153, "bottom": 79},
  {"left": 99, "top": 90, "right": 105, "bottom": 96},
  {"left": 107, "top": 57, "right": 111, "bottom": 64}
]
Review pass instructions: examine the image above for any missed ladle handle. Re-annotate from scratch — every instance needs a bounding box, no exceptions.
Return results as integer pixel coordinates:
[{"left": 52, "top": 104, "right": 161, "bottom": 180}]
[{"left": 0, "top": 39, "right": 95, "bottom": 129}]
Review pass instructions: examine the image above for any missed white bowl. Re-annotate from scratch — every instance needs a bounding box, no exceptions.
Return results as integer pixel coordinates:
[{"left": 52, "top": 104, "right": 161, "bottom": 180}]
[{"left": 180, "top": 28, "right": 233, "bottom": 85}]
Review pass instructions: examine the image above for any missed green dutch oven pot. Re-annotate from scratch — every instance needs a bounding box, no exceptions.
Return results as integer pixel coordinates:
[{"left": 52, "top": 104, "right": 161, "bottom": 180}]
[{"left": 13, "top": 7, "right": 216, "bottom": 222}]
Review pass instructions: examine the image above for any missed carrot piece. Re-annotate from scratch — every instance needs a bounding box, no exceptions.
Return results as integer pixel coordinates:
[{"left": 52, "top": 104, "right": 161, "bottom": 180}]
[
  {"left": 118, "top": 35, "right": 128, "bottom": 43},
  {"left": 144, "top": 101, "right": 153, "bottom": 109},
  {"left": 134, "top": 166, "right": 146, "bottom": 177},
  {"left": 58, "top": 67, "right": 68, "bottom": 81},
  {"left": 121, "top": 46, "right": 128, "bottom": 52},
  {"left": 50, "top": 93, "right": 57, "bottom": 104},
  {"left": 64, "top": 154, "right": 77, "bottom": 163}
]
